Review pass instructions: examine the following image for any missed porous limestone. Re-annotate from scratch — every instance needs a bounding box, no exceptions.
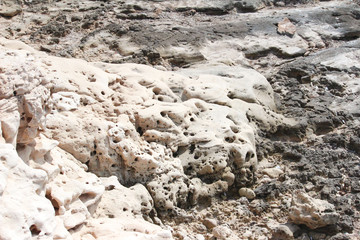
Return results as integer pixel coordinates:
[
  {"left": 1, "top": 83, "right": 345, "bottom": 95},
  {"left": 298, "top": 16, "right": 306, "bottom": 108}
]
[
  {"left": 0, "top": 36, "right": 285, "bottom": 239},
  {"left": 289, "top": 190, "right": 340, "bottom": 229},
  {"left": 0, "top": 37, "right": 173, "bottom": 239}
]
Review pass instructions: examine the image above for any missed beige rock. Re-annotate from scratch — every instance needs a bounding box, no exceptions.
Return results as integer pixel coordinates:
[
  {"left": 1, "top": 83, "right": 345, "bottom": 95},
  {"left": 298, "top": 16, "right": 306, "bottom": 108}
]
[
  {"left": 0, "top": 37, "right": 288, "bottom": 239},
  {"left": 271, "top": 224, "right": 295, "bottom": 240},
  {"left": 0, "top": 98, "right": 20, "bottom": 146},
  {"left": 277, "top": 17, "right": 297, "bottom": 37},
  {"left": 73, "top": 218, "right": 173, "bottom": 240},
  {"left": 0, "top": 144, "right": 59, "bottom": 240},
  {"left": 239, "top": 187, "right": 256, "bottom": 200},
  {"left": 212, "top": 225, "right": 239, "bottom": 240},
  {"left": 289, "top": 190, "right": 340, "bottom": 229},
  {"left": 0, "top": 0, "right": 22, "bottom": 17},
  {"left": 94, "top": 180, "right": 154, "bottom": 221},
  {"left": 203, "top": 218, "right": 218, "bottom": 229},
  {"left": 262, "top": 167, "right": 284, "bottom": 179}
]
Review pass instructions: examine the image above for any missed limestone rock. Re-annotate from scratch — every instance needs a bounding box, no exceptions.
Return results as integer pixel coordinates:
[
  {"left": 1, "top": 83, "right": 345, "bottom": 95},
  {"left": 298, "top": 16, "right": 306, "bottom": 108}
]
[
  {"left": 72, "top": 218, "right": 173, "bottom": 240},
  {"left": 289, "top": 190, "right": 340, "bottom": 229},
  {"left": 0, "top": 36, "right": 287, "bottom": 238},
  {"left": 0, "top": 1, "right": 360, "bottom": 239},
  {"left": 234, "top": 0, "right": 265, "bottom": 12},
  {"left": 271, "top": 224, "right": 295, "bottom": 240},
  {"left": 262, "top": 167, "right": 284, "bottom": 179},
  {"left": 203, "top": 218, "right": 218, "bottom": 229},
  {"left": 94, "top": 179, "right": 155, "bottom": 220},
  {"left": 0, "top": 144, "right": 60, "bottom": 240},
  {"left": 169, "top": 0, "right": 234, "bottom": 14},
  {"left": 277, "top": 18, "right": 297, "bottom": 37},
  {"left": 239, "top": 187, "right": 256, "bottom": 200},
  {"left": 212, "top": 225, "right": 240, "bottom": 240},
  {"left": 0, "top": 37, "right": 175, "bottom": 239},
  {"left": 0, "top": 0, "right": 22, "bottom": 17}
]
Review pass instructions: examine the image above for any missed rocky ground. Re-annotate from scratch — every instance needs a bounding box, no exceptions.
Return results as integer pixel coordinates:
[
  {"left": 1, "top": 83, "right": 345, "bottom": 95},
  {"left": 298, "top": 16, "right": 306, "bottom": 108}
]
[{"left": 0, "top": 0, "right": 360, "bottom": 239}]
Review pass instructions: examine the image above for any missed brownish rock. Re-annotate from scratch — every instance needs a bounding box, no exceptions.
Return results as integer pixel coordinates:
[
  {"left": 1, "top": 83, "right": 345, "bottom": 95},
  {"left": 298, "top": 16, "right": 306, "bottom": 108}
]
[
  {"left": 277, "top": 17, "right": 296, "bottom": 37},
  {"left": 0, "top": 1, "right": 22, "bottom": 17}
]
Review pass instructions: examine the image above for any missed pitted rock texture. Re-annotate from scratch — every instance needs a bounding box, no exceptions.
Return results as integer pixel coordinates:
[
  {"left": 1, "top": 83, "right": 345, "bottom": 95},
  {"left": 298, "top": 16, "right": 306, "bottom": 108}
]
[
  {"left": 0, "top": 38, "right": 173, "bottom": 240},
  {"left": 1, "top": 0, "right": 360, "bottom": 239},
  {"left": 0, "top": 36, "right": 284, "bottom": 239},
  {"left": 289, "top": 190, "right": 340, "bottom": 229}
]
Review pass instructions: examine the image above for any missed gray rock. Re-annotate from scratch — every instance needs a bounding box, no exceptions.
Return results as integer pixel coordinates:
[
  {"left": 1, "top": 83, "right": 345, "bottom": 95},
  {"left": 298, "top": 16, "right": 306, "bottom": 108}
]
[
  {"left": 271, "top": 224, "right": 294, "bottom": 240},
  {"left": 234, "top": 0, "right": 266, "bottom": 12},
  {"left": 0, "top": 1, "right": 22, "bottom": 17}
]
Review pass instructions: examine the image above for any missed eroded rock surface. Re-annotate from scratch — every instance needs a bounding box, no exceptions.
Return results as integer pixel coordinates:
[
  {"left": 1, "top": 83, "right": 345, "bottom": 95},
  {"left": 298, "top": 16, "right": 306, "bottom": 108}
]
[
  {"left": 289, "top": 190, "right": 340, "bottom": 229},
  {"left": 0, "top": 0, "right": 360, "bottom": 239}
]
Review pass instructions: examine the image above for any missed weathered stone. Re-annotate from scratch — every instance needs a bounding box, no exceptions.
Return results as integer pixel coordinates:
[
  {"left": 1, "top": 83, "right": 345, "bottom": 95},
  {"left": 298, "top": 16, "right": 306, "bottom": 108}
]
[
  {"left": 203, "top": 218, "right": 218, "bottom": 229},
  {"left": 234, "top": 0, "right": 265, "bottom": 12},
  {"left": 0, "top": 1, "right": 22, "bottom": 17},
  {"left": 289, "top": 190, "right": 340, "bottom": 229},
  {"left": 239, "top": 188, "right": 256, "bottom": 200},
  {"left": 277, "top": 17, "right": 297, "bottom": 37},
  {"left": 262, "top": 167, "right": 284, "bottom": 179},
  {"left": 271, "top": 224, "right": 294, "bottom": 240}
]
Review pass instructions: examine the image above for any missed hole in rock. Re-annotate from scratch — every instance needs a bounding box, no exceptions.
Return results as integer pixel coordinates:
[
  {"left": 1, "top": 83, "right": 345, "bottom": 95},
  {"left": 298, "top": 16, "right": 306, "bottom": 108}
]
[
  {"left": 30, "top": 224, "right": 41, "bottom": 236},
  {"left": 189, "top": 144, "right": 196, "bottom": 154},
  {"left": 153, "top": 87, "right": 161, "bottom": 95},
  {"left": 194, "top": 152, "right": 202, "bottom": 159},
  {"left": 225, "top": 137, "right": 235, "bottom": 143},
  {"left": 245, "top": 151, "right": 253, "bottom": 162},
  {"left": 45, "top": 192, "right": 60, "bottom": 214},
  {"left": 101, "top": 91, "right": 105, "bottom": 95},
  {"left": 173, "top": 146, "right": 187, "bottom": 157},
  {"left": 79, "top": 192, "right": 96, "bottom": 203},
  {"left": 186, "top": 165, "right": 193, "bottom": 173},
  {"left": 230, "top": 125, "right": 239, "bottom": 133},
  {"left": 105, "top": 185, "right": 115, "bottom": 191},
  {"left": 227, "top": 91, "right": 236, "bottom": 99}
]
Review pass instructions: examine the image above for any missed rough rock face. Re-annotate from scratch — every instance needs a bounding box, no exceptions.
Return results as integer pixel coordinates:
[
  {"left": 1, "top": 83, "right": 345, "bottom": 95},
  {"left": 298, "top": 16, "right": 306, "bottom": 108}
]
[
  {"left": 0, "top": 36, "right": 283, "bottom": 239},
  {"left": 0, "top": 38, "right": 173, "bottom": 239},
  {"left": 289, "top": 191, "right": 340, "bottom": 229},
  {"left": 1, "top": 0, "right": 360, "bottom": 239}
]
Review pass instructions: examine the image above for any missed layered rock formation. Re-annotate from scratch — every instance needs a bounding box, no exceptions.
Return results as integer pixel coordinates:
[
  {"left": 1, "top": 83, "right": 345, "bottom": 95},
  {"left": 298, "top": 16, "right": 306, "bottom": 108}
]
[{"left": 0, "top": 0, "right": 360, "bottom": 239}]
